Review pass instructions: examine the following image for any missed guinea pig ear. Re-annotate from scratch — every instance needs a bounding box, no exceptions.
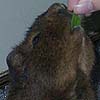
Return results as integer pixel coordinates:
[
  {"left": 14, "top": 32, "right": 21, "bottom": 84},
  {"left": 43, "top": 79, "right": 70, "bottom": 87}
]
[
  {"left": 32, "top": 32, "right": 41, "bottom": 47},
  {"left": 6, "top": 51, "right": 24, "bottom": 85}
]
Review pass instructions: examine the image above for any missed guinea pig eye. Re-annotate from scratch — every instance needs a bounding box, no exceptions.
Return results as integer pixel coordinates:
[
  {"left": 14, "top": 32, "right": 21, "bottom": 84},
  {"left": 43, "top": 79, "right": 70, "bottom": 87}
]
[{"left": 32, "top": 32, "right": 41, "bottom": 47}]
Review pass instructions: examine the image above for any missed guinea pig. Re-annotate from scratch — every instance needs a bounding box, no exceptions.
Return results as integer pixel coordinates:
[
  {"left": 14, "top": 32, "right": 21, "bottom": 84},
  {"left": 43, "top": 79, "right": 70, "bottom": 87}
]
[{"left": 6, "top": 3, "right": 95, "bottom": 100}]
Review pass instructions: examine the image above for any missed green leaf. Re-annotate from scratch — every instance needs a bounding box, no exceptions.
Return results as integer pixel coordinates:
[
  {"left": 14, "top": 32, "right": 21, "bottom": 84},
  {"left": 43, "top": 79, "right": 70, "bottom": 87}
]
[{"left": 71, "top": 13, "right": 81, "bottom": 30}]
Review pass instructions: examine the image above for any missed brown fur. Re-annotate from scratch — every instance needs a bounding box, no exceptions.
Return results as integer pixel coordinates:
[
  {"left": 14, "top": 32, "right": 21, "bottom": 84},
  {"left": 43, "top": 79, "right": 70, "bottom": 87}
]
[{"left": 7, "top": 3, "right": 95, "bottom": 100}]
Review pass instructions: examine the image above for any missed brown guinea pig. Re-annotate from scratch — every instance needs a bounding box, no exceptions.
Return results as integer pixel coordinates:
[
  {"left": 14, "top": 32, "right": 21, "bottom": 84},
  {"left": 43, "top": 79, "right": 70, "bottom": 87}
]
[{"left": 6, "top": 3, "right": 95, "bottom": 100}]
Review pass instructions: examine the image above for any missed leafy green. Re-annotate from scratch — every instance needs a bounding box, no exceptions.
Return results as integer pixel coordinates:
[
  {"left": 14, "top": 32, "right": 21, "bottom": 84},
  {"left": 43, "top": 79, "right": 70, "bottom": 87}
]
[{"left": 71, "top": 13, "right": 81, "bottom": 30}]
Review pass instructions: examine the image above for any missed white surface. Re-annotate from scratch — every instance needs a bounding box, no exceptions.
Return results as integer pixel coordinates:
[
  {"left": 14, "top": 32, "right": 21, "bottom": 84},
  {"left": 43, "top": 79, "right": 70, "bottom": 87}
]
[{"left": 0, "top": 0, "right": 67, "bottom": 73}]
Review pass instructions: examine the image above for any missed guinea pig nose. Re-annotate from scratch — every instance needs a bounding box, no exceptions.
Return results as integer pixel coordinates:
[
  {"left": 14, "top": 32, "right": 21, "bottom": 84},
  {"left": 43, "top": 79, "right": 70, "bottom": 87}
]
[
  {"left": 58, "top": 4, "right": 67, "bottom": 15},
  {"left": 60, "top": 4, "right": 67, "bottom": 9}
]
